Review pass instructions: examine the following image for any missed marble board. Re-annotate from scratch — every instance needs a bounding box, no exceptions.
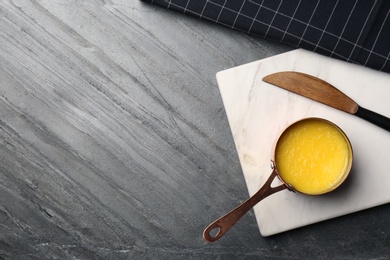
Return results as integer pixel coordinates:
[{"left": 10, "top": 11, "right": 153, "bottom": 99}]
[{"left": 216, "top": 49, "right": 390, "bottom": 237}]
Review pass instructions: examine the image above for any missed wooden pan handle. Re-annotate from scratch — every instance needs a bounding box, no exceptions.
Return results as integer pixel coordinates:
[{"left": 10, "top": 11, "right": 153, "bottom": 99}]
[{"left": 203, "top": 168, "right": 288, "bottom": 242}]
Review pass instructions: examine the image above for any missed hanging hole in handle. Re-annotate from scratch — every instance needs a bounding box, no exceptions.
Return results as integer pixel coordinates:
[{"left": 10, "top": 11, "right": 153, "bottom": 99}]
[
  {"left": 209, "top": 226, "right": 221, "bottom": 238},
  {"left": 203, "top": 223, "right": 223, "bottom": 242},
  {"left": 203, "top": 168, "right": 290, "bottom": 242}
]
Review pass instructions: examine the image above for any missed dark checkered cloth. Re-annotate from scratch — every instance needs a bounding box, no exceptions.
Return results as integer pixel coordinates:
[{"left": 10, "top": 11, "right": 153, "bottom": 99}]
[{"left": 142, "top": 0, "right": 390, "bottom": 74}]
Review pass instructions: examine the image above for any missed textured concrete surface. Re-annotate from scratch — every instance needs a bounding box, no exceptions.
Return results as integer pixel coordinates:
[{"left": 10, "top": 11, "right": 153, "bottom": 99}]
[{"left": 1, "top": 0, "right": 389, "bottom": 259}]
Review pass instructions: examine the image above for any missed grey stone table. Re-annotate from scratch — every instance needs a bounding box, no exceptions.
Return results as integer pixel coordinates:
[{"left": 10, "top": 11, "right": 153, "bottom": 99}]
[{"left": 1, "top": 1, "right": 389, "bottom": 259}]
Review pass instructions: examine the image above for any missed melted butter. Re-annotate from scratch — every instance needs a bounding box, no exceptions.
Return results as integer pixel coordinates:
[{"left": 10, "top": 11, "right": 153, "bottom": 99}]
[{"left": 275, "top": 119, "right": 352, "bottom": 195}]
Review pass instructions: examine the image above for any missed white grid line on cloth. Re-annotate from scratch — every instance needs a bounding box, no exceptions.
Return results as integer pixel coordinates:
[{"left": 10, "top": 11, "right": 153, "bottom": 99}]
[
  {"left": 167, "top": 0, "right": 355, "bottom": 46},
  {"left": 365, "top": 9, "right": 390, "bottom": 66},
  {"left": 248, "top": 0, "right": 264, "bottom": 34},
  {"left": 164, "top": 6, "right": 377, "bottom": 66},
  {"left": 206, "top": 0, "right": 363, "bottom": 50},
  {"left": 330, "top": 0, "right": 358, "bottom": 56},
  {"left": 299, "top": 0, "right": 321, "bottom": 46},
  {"left": 232, "top": 0, "right": 246, "bottom": 29},
  {"left": 199, "top": 0, "right": 208, "bottom": 19},
  {"left": 162, "top": 0, "right": 389, "bottom": 61},
  {"left": 313, "top": 0, "right": 338, "bottom": 52},
  {"left": 184, "top": 0, "right": 191, "bottom": 13},
  {"left": 347, "top": 0, "right": 377, "bottom": 61},
  {"left": 264, "top": 0, "right": 283, "bottom": 38},
  {"left": 208, "top": 0, "right": 390, "bottom": 61},
  {"left": 216, "top": 0, "right": 228, "bottom": 24},
  {"left": 380, "top": 51, "right": 390, "bottom": 71},
  {"left": 280, "top": 0, "right": 301, "bottom": 42}
]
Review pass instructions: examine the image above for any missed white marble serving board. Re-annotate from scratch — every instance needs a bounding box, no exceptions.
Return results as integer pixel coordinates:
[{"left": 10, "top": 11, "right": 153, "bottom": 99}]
[{"left": 216, "top": 49, "right": 390, "bottom": 237}]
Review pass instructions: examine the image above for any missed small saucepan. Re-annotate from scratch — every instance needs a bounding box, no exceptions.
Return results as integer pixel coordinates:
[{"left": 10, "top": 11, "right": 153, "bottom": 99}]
[{"left": 203, "top": 118, "right": 353, "bottom": 242}]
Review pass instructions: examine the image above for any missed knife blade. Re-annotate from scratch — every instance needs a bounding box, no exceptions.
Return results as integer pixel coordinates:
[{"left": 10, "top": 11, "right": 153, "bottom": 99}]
[{"left": 262, "top": 71, "right": 390, "bottom": 132}]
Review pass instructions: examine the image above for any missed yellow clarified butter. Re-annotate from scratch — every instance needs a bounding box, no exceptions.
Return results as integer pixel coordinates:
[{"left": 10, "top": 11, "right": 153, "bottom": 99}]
[{"left": 275, "top": 119, "right": 352, "bottom": 195}]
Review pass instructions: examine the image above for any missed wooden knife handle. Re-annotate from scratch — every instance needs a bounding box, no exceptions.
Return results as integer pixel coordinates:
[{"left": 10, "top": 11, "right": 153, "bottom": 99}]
[{"left": 355, "top": 106, "right": 390, "bottom": 132}]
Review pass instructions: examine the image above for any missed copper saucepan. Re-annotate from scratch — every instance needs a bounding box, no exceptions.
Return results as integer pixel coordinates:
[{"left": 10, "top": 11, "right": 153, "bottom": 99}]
[{"left": 203, "top": 118, "right": 353, "bottom": 242}]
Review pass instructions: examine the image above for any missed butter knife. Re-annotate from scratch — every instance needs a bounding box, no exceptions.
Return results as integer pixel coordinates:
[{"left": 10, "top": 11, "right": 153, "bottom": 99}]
[{"left": 262, "top": 71, "right": 390, "bottom": 132}]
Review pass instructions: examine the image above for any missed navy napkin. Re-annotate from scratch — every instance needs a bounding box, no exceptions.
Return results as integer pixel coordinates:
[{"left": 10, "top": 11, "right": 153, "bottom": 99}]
[{"left": 142, "top": 0, "right": 390, "bottom": 74}]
